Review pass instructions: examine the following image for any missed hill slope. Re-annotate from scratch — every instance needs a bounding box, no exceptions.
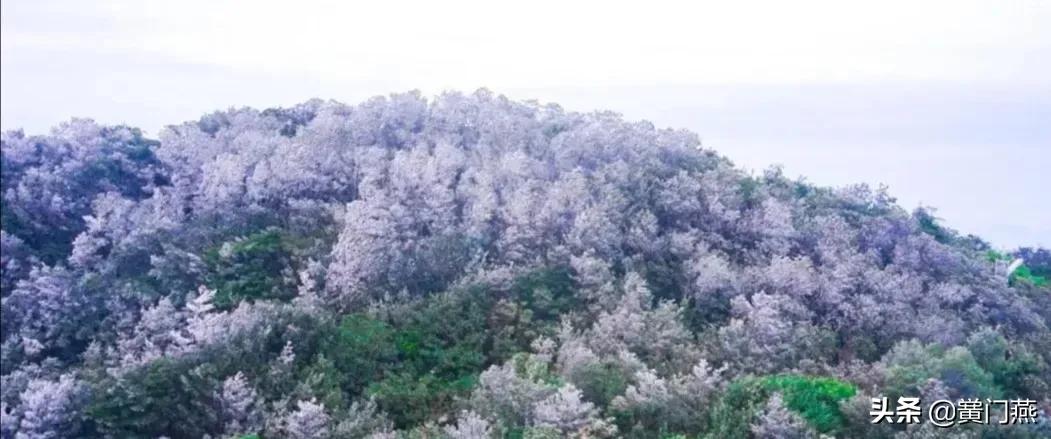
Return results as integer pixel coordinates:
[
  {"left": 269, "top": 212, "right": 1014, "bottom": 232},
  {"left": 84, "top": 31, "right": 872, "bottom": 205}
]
[{"left": 2, "top": 90, "right": 1049, "bottom": 438}]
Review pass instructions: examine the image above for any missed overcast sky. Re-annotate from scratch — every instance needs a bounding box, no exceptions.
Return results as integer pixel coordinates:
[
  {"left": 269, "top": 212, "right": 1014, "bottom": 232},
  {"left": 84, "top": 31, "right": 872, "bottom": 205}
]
[{"left": 2, "top": 0, "right": 1049, "bottom": 248}]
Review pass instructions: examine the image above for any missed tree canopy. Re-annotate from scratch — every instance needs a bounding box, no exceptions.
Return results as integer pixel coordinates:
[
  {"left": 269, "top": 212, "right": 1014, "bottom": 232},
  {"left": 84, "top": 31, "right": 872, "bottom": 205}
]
[{"left": 1, "top": 90, "right": 1048, "bottom": 438}]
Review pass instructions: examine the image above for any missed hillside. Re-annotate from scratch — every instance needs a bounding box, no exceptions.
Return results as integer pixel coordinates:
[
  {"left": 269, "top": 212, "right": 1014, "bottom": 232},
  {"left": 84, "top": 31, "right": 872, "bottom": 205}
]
[{"left": 1, "top": 90, "right": 1049, "bottom": 438}]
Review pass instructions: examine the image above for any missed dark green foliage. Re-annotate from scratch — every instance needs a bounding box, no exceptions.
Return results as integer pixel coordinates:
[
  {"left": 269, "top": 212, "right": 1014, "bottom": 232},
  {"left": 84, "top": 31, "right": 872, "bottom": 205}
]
[
  {"left": 316, "top": 308, "right": 481, "bottom": 428},
  {"left": 0, "top": 202, "right": 80, "bottom": 266},
  {"left": 75, "top": 140, "right": 162, "bottom": 200},
  {"left": 705, "top": 375, "right": 856, "bottom": 437},
  {"left": 966, "top": 329, "right": 1047, "bottom": 397},
  {"left": 204, "top": 228, "right": 297, "bottom": 309},
  {"left": 704, "top": 378, "right": 770, "bottom": 439},
  {"left": 404, "top": 232, "right": 481, "bottom": 296},
  {"left": 386, "top": 290, "right": 491, "bottom": 374},
  {"left": 738, "top": 175, "right": 761, "bottom": 206},
  {"left": 759, "top": 375, "right": 856, "bottom": 434},
  {"left": 989, "top": 250, "right": 1049, "bottom": 288},
  {"left": 883, "top": 341, "right": 1001, "bottom": 400},
  {"left": 570, "top": 361, "right": 630, "bottom": 407},
  {"left": 484, "top": 268, "right": 580, "bottom": 360},
  {"left": 683, "top": 295, "right": 732, "bottom": 333},
  {"left": 1015, "top": 247, "right": 1051, "bottom": 278},
  {"left": 87, "top": 359, "right": 221, "bottom": 439},
  {"left": 368, "top": 371, "right": 478, "bottom": 427},
  {"left": 1, "top": 126, "right": 164, "bottom": 265},
  {"left": 313, "top": 290, "right": 493, "bottom": 427},
  {"left": 302, "top": 354, "right": 348, "bottom": 409},
  {"left": 84, "top": 306, "right": 326, "bottom": 438},
  {"left": 641, "top": 256, "right": 688, "bottom": 304},
  {"left": 1011, "top": 265, "right": 1048, "bottom": 288},
  {"left": 915, "top": 207, "right": 956, "bottom": 244},
  {"left": 317, "top": 313, "right": 397, "bottom": 394},
  {"left": 298, "top": 269, "right": 580, "bottom": 428},
  {"left": 510, "top": 267, "right": 577, "bottom": 322}
]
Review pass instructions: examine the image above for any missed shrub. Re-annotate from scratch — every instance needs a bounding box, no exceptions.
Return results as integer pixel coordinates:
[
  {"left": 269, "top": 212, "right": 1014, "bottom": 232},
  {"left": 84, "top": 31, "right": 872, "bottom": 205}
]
[
  {"left": 204, "top": 228, "right": 298, "bottom": 309},
  {"left": 318, "top": 314, "right": 397, "bottom": 395},
  {"left": 87, "top": 359, "right": 221, "bottom": 438},
  {"left": 759, "top": 375, "right": 857, "bottom": 434},
  {"left": 883, "top": 340, "right": 1001, "bottom": 399},
  {"left": 570, "top": 361, "right": 630, "bottom": 408},
  {"left": 705, "top": 374, "right": 856, "bottom": 437}
]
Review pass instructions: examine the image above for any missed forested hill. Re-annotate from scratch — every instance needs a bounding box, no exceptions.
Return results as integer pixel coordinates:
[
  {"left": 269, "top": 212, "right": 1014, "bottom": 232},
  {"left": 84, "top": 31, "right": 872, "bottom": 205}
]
[{"left": 1, "top": 90, "right": 1049, "bottom": 438}]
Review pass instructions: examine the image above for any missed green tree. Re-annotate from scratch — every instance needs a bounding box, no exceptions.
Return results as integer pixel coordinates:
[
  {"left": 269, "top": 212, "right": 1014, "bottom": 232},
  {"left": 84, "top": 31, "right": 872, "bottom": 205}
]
[
  {"left": 705, "top": 375, "right": 856, "bottom": 437},
  {"left": 88, "top": 359, "right": 221, "bottom": 438},
  {"left": 204, "top": 228, "right": 297, "bottom": 309}
]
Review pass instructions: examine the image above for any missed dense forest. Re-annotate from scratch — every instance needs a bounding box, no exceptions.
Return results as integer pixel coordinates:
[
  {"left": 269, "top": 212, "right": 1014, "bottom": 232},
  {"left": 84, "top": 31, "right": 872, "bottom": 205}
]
[{"left": 1, "top": 90, "right": 1049, "bottom": 438}]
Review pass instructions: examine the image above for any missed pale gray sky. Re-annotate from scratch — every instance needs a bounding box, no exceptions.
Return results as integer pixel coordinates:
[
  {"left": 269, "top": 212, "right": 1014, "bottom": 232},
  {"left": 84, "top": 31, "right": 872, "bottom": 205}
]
[{"left": 2, "top": 0, "right": 1049, "bottom": 248}]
